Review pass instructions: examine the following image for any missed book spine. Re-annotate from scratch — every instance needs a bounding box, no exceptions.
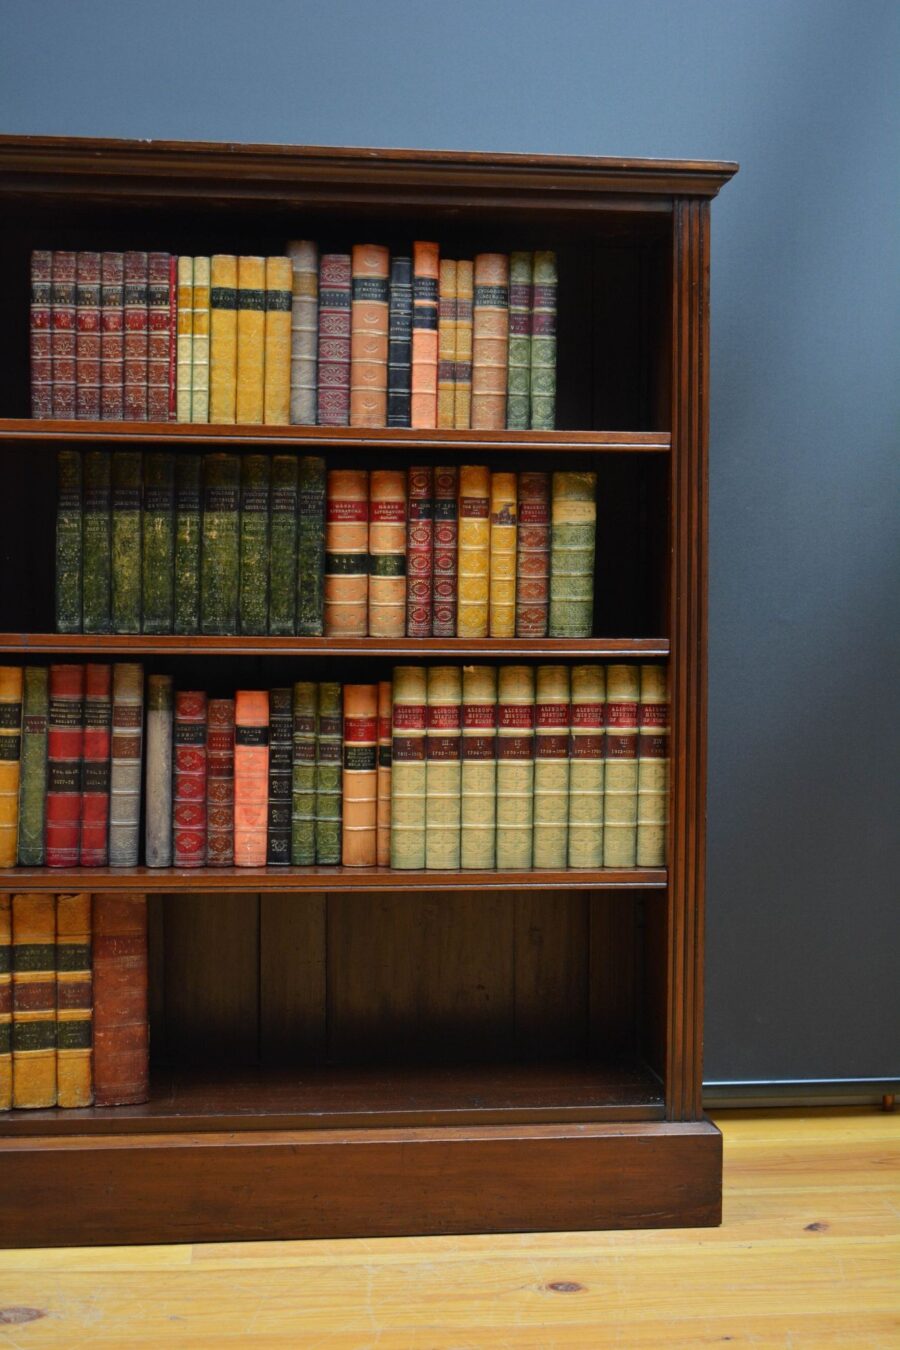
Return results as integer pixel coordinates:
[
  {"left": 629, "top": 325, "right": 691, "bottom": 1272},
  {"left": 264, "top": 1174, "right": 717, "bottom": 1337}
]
[
  {"left": 471, "top": 253, "right": 509, "bottom": 429},
  {"left": 291, "top": 682, "right": 317, "bottom": 866},
  {"left": 507, "top": 251, "right": 533, "bottom": 430},
  {"left": 489, "top": 471, "right": 517, "bottom": 637},
  {"left": 0, "top": 669, "right": 23, "bottom": 868},
  {"left": 342, "top": 684, "right": 377, "bottom": 867},
  {"left": 530, "top": 250, "right": 558, "bottom": 430},
  {"left": 411, "top": 241, "right": 439, "bottom": 428},
  {"left": 147, "top": 251, "right": 171, "bottom": 422},
  {"left": 100, "top": 252, "right": 125, "bottom": 421},
  {"left": 317, "top": 253, "right": 351, "bottom": 426},
  {"left": 457, "top": 464, "right": 490, "bottom": 638},
  {"left": 637, "top": 664, "right": 669, "bottom": 867},
  {"left": 268, "top": 453, "right": 298, "bottom": 635},
  {"left": 75, "top": 250, "right": 102, "bottom": 420},
  {"left": 238, "top": 453, "right": 271, "bottom": 634},
  {"left": 426, "top": 665, "right": 462, "bottom": 869},
  {"left": 175, "top": 255, "right": 193, "bottom": 422},
  {"left": 389, "top": 665, "right": 426, "bottom": 870},
  {"left": 568, "top": 664, "right": 605, "bottom": 868},
  {"left": 461, "top": 664, "right": 497, "bottom": 869},
  {"left": 108, "top": 662, "right": 144, "bottom": 867},
  {"left": 111, "top": 450, "right": 143, "bottom": 633},
  {"left": 405, "top": 466, "right": 433, "bottom": 637},
  {"left": 437, "top": 259, "right": 457, "bottom": 428},
  {"left": 549, "top": 470, "right": 597, "bottom": 638},
  {"left": 324, "top": 467, "right": 368, "bottom": 637},
  {"left": 234, "top": 690, "right": 269, "bottom": 867},
  {"left": 30, "top": 250, "right": 53, "bottom": 419},
  {"left": 235, "top": 255, "right": 266, "bottom": 424},
  {"left": 55, "top": 448, "right": 82, "bottom": 633},
  {"left": 92, "top": 892, "right": 149, "bottom": 1106},
  {"left": 496, "top": 664, "right": 535, "bottom": 870},
  {"left": 173, "top": 690, "right": 207, "bottom": 868},
  {"left": 145, "top": 674, "right": 173, "bottom": 867},
  {"left": 200, "top": 452, "right": 240, "bottom": 634},
  {"left": 46, "top": 664, "right": 83, "bottom": 868},
  {"left": 56, "top": 891, "right": 92, "bottom": 1108},
  {"left": 209, "top": 254, "right": 238, "bottom": 424},
  {"left": 79, "top": 663, "right": 112, "bottom": 867},
  {"left": 454, "top": 259, "right": 473, "bottom": 429},
  {"left": 387, "top": 255, "right": 412, "bottom": 427},
  {"left": 11, "top": 893, "right": 56, "bottom": 1108},
  {"left": 287, "top": 240, "right": 318, "bottom": 424},
  {"left": 266, "top": 688, "right": 292, "bottom": 865},
  {"left": 17, "top": 668, "right": 48, "bottom": 867},
  {"left": 350, "top": 244, "right": 389, "bottom": 427},
  {"left": 533, "top": 665, "right": 570, "bottom": 869},
  {"left": 51, "top": 249, "right": 77, "bottom": 419},
  {"left": 82, "top": 449, "right": 112, "bottom": 634},
  {"left": 168, "top": 255, "right": 177, "bottom": 420},
  {"left": 122, "top": 250, "right": 148, "bottom": 421},
  {"left": 263, "top": 256, "right": 292, "bottom": 425},
  {"left": 368, "top": 468, "right": 407, "bottom": 638},
  {"left": 141, "top": 451, "right": 176, "bottom": 633},
  {"left": 432, "top": 466, "right": 459, "bottom": 637},
  {"left": 174, "top": 453, "right": 202, "bottom": 634},
  {"left": 206, "top": 698, "right": 235, "bottom": 865},
  {"left": 376, "top": 680, "right": 392, "bottom": 868},
  {"left": 604, "top": 664, "right": 640, "bottom": 867},
  {"left": 516, "top": 470, "right": 550, "bottom": 637},
  {"left": 315, "top": 682, "right": 342, "bottom": 865},
  {"left": 191, "top": 257, "right": 211, "bottom": 422},
  {"left": 297, "top": 455, "right": 326, "bottom": 636},
  {"left": 0, "top": 895, "right": 9, "bottom": 1109}
]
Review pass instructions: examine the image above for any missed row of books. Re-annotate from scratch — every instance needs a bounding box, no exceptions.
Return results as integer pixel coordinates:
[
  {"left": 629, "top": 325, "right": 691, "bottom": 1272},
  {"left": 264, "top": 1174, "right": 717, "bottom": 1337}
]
[
  {"left": 0, "top": 662, "right": 667, "bottom": 873},
  {"left": 56, "top": 451, "right": 597, "bottom": 639},
  {"left": 31, "top": 244, "right": 557, "bottom": 430},
  {"left": 1, "top": 892, "right": 149, "bottom": 1112}
]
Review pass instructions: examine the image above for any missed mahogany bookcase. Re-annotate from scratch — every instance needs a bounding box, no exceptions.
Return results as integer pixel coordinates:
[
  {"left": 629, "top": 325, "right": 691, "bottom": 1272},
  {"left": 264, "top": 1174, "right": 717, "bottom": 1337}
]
[{"left": 0, "top": 137, "right": 736, "bottom": 1247}]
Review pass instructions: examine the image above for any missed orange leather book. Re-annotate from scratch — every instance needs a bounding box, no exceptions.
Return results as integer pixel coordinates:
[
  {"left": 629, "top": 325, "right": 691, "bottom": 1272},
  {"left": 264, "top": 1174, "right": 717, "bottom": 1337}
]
[
  {"left": 209, "top": 254, "right": 238, "bottom": 424},
  {"left": 342, "top": 684, "right": 377, "bottom": 867},
  {"left": 411, "top": 241, "right": 439, "bottom": 428},
  {"left": 325, "top": 468, "right": 369, "bottom": 636},
  {"left": 437, "top": 258, "right": 457, "bottom": 428},
  {"left": 235, "top": 256, "right": 266, "bottom": 424},
  {"left": 489, "top": 471, "right": 518, "bottom": 637},
  {"left": 0, "top": 666, "right": 23, "bottom": 867},
  {"left": 234, "top": 690, "right": 269, "bottom": 867},
  {"left": 92, "top": 892, "right": 148, "bottom": 1106},
  {"left": 471, "top": 253, "right": 509, "bottom": 429},
  {"left": 0, "top": 894, "right": 10, "bottom": 1110},
  {"left": 56, "top": 891, "right": 92, "bottom": 1108},
  {"left": 454, "top": 260, "right": 474, "bottom": 428},
  {"left": 368, "top": 468, "right": 407, "bottom": 637},
  {"left": 263, "top": 256, "right": 292, "bottom": 425},
  {"left": 11, "top": 892, "right": 56, "bottom": 1109},
  {"left": 350, "top": 244, "right": 389, "bottom": 427},
  {"left": 376, "top": 680, "right": 392, "bottom": 866}
]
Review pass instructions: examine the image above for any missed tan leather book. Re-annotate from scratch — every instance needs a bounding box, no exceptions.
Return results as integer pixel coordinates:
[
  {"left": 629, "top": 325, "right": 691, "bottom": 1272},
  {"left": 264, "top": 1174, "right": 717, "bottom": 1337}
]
[
  {"left": 342, "top": 684, "right": 378, "bottom": 867},
  {"left": 426, "top": 666, "right": 462, "bottom": 869},
  {"left": 411, "top": 241, "right": 439, "bottom": 428},
  {"left": 390, "top": 666, "right": 427, "bottom": 869},
  {"left": 350, "top": 244, "right": 389, "bottom": 427},
  {"left": 568, "top": 664, "right": 605, "bottom": 868},
  {"left": 0, "top": 666, "right": 23, "bottom": 868},
  {"left": 287, "top": 240, "right": 318, "bottom": 424},
  {"left": 325, "top": 468, "right": 369, "bottom": 636},
  {"left": 209, "top": 254, "right": 238, "bottom": 423},
  {"left": 11, "top": 893, "right": 56, "bottom": 1108},
  {"left": 175, "top": 256, "right": 193, "bottom": 422},
  {"left": 437, "top": 258, "right": 457, "bottom": 428},
  {"left": 457, "top": 464, "right": 491, "bottom": 637},
  {"left": 533, "top": 666, "right": 570, "bottom": 869},
  {"left": 604, "top": 664, "right": 640, "bottom": 867},
  {"left": 489, "top": 472, "right": 517, "bottom": 637},
  {"left": 368, "top": 468, "right": 407, "bottom": 637},
  {"left": 516, "top": 470, "right": 551, "bottom": 637},
  {"left": 56, "top": 891, "right": 92, "bottom": 1108},
  {"left": 190, "top": 257, "right": 211, "bottom": 422},
  {"left": 235, "top": 256, "right": 266, "bottom": 424},
  {"left": 376, "top": 681, "right": 392, "bottom": 867},
  {"left": 0, "top": 894, "right": 9, "bottom": 1109},
  {"left": 234, "top": 690, "right": 269, "bottom": 867},
  {"left": 263, "top": 256, "right": 292, "bottom": 425},
  {"left": 496, "top": 665, "right": 535, "bottom": 870},
  {"left": 454, "top": 260, "right": 474, "bottom": 428},
  {"left": 637, "top": 664, "right": 669, "bottom": 867},
  {"left": 471, "top": 253, "right": 509, "bottom": 429},
  {"left": 461, "top": 665, "right": 497, "bottom": 869}
]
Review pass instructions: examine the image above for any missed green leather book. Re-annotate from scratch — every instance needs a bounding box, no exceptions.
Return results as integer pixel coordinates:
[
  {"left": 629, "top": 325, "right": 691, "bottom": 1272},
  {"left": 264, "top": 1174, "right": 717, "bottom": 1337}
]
[
  {"left": 297, "top": 455, "right": 326, "bottom": 636},
  {"left": 174, "top": 454, "right": 201, "bottom": 634},
  {"left": 530, "top": 250, "right": 557, "bottom": 429},
  {"left": 200, "top": 452, "right": 240, "bottom": 634},
  {"left": 55, "top": 449, "right": 82, "bottom": 633},
  {"left": 549, "top": 470, "right": 596, "bottom": 638},
  {"left": 238, "top": 452, "right": 270, "bottom": 635},
  {"left": 17, "top": 666, "right": 48, "bottom": 866},
  {"left": 315, "top": 682, "right": 342, "bottom": 864},
  {"left": 141, "top": 451, "right": 175, "bottom": 633},
  {"left": 532, "top": 664, "right": 570, "bottom": 869},
  {"left": 506, "top": 251, "right": 532, "bottom": 431},
  {"left": 82, "top": 450, "right": 112, "bottom": 634},
  {"left": 111, "top": 450, "right": 142, "bottom": 634},
  {"left": 291, "top": 681, "right": 317, "bottom": 865},
  {"left": 269, "top": 453, "right": 298, "bottom": 635}
]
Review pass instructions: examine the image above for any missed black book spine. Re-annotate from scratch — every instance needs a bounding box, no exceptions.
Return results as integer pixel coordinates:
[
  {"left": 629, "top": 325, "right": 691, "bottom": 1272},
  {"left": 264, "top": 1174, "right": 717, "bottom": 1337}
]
[
  {"left": 266, "top": 686, "right": 293, "bottom": 864},
  {"left": 387, "top": 256, "right": 412, "bottom": 428}
]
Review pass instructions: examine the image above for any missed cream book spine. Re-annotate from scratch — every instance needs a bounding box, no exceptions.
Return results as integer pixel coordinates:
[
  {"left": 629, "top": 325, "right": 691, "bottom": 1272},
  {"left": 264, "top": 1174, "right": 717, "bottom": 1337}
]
[
  {"left": 604, "top": 664, "right": 640, "bottom": 866},
  {"left": 175, "top": 256, "right": 193, "bottom": 423},
  {"left": 390, "top": 665, "right": 426, "bottom": 869},
  {"left": 496, "top": 664, "right": 534, "bottom": 870},
  {"left": 460, "top": 664, "right": 497, "bottom": 869},
  {"left": 190, "top": 257, "right": 210, "bottom": 423},
  {"left": 567, "top": 663, "right": 605, "bottom": 868},
  {"left": 637, "top": 663, "right": 669, "bottom": 867},
  {"left": 425, "top": 665, "right": 461, "bottom": 870},
  {"left": 532, "top": 665, "right": 570, "bottom": 869}
]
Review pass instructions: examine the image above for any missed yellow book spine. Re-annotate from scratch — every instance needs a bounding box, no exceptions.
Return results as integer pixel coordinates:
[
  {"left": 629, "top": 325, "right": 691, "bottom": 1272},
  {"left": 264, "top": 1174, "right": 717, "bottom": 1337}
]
[
  {"left": 209, "top": 254, "right": 238, "bottom": 423},
  {"left": 425, "top": 665, "right": 462, "bottom": 869},
  {"left": 0, "top": 667, "right": 23, "bottom": 868},
  {"left": 457, "top": 464, "right": 490, "bottom": 638},
  {"left": 12, "top": 892, "right": 56, "bottom": 1109},
  {"left": 263, "top": 256, "right": 292, "bottom": 425},
  {"left": 191, "top": 257, "right": 211, "bottom": 422},
  {"left": 175, "top": 256, "right": 193, "bottom": 422},
  {"left": 390, "top": 666, "right": 427, "bottom": 869},
  {"left": 533, "top": 665, "right": 570, "bottom": 869},
  {"left": 56, "top": 891, "right": 92, "bottom": 1108},
  {"left": 235, "top": 256, "right": 265, "bottom": 424},
  {"left": 637, "top": 664, "right": 669, "bottom": 867},
  {"left": 460, "top": 665, "right": 497, "bottom": 869},
  {"left": 454, "top": 260, "right": 473, "bottom": 429},
  {"left": 0, "top": 894, "right": 9, "bottom": 1110},
  {"left": 604, "top": 663, "right": 640, "bottom": 867},
  {"left": 437, "top": 259, "right": 457, "bottom": 428},
  {"left": 489, "top": 471, "right": 517, "bottom": 637}
]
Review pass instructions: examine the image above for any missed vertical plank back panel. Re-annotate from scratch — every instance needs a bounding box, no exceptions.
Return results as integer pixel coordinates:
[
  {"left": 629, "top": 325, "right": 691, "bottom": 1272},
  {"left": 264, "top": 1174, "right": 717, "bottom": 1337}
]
[
  {"left": 513, "top": 890, "right": 589, "bottom": 1059},
  {"left": 588, "top": 892, "right": 638, "bottom": 1062},
  {"left": 163, "top": 892, "right": 260, "bottom": 1065},
  {"left": 259, "top": 893, "right": 327, "bottom": 1064}
]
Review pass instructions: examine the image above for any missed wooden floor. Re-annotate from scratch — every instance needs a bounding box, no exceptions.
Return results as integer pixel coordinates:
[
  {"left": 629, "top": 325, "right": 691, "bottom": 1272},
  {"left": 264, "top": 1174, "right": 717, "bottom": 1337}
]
[{"left": 0, "top": 1108, "right": 897, "bottom": 1348}]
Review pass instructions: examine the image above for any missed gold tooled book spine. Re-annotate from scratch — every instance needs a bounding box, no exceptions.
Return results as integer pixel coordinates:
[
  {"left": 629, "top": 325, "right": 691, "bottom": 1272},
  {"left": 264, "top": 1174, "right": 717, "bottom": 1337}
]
[
  {"left": 12, "top": 892, "right": 56, "bottom": 1108},
  {"left": 175, "top": 256, "right": 193, "bottom": 423},
  {"left": 287, "top": 240, "right": 318, "bottom": 425},
  {"left": 550, "top": 471, "right": 597, "bottom": 638},
  {"left": 533, "top": 665, "right": 570, "bottom": 869},
  {"left": 411, "top": 241, "right": 439, "bottom": 429},
  {"left": 390, "top": 666, "right": 426, "bottom": 869},
  {"left": 325, "top": 468, "right": 369, "bottom": 636},
  {"left": 426, "top": 666, "right": 462, "bottom": 869},
  {"left": 350, "top": 244, "right": 389, "bottom": 427},
  {"left": 0, "top": 667, "right": 23, "bottom": 868},
  {"left": 437, "top": 258, "right": 457, "bottom": 428},
  {"left": 568, "top": 664, "right": 605, "bottom": 868},
  {"left": 263, "top": 256, "right": 292, "bottom": 425},
  {"left": 368, "top": 469, "right": 407, "bottom": 637},
  {"left": 457, "top": 464, "right": 491, "bottom": 638},
  {"left": 489, "top": 472, "right": 517, "bottom": 638},
  {"left": 0, "top": 894, "right": 10, "bottom": 1109},
  {"left": 637, "top": 664, "right": 669, "bottom": 867},
  {"left": 496, "top": 665, "right": 534, "bottom": 870},
  {"left": 56, "top": 891, "right": 92, "bottom": 1108},
  {"left": 376, "top": 681, "right": 392, "bottom": 867},
  {"left": 604, "top": 664, "right": 640, "bottom": 867},
  {"left": 471, "top": 253, "right": 509, "bottom": 429},
  {"left": 342, "top": 684, "right": 378, "bottom": 867},
  {"left": 191, "top": 257, "right": 210, "bottom": 422},
  {"left": 209, "top": 255, "right": 237, "bottom": 424},
  {"left": 235, "top": 256, "right": 266, "bottom": 425},
  {"left": 461, "top": 665, "right": 497, "bottom": 869},
  {"left": 454, "top": 260, "right": 473, "bottom": 429}
]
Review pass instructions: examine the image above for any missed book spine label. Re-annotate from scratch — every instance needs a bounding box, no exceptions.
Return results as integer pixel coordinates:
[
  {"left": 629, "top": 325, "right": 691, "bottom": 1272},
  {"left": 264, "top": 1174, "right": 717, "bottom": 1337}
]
[
  {"left": 17, "top": 667, "right": 49, "bottom": 866},
  {"left": 637, "top": 664, "right": 669, "bottom": 867},
  {"left": 317, "top": 253, "right": 351, "bottom": 426},
  {"left": 30, "top": 249, "right": 53, "bottom": 418},
  {"left": 56, "top": 448, "right": 83, "bottom": 633},
  {"left": 209, "top": 255, "right": 238, "bottom": 423},
  {"left": 457, "top": 464, "right": 490, "bottom": 637},
  {"left": 147, "top": 252, "right": 172, "bottom": 422},
  {"left": 264, "top": 256, "right": 292, "bottom": 425},
  {"left": 549, "top": 470, "right": 597, "bottom": 638},
  {"left": 238, "top": 453, "right": 271, "bottom": 634},
  {"left": 387, "top": 255, "right": 412, "bottom": 427},
  {"left": 268, "top": 453, "right": 298, "bottom": 634},
  {"left": 405, "top": 466, "right": 433, "bottom": 636},
  {"left": 92, "top": 893, "right": 149, "bottom": 1106},
  {"left": 111, "top": 450, "right": 143, "bottom": 633},
  {"left": 0, "top": 668, "right": 23, "bottom": 868},
  {"left": 82, "top": 450, "right": 112, "bottom": 634},
  {"left": 471, "top": 253, "right": 509, "bottom": 429},
  {"left": 432, "top": 466, "right": 459, "bottom": 637},
  {"left": 173, "top": 690, "right": 207, "bottom": 868},
  {"left": 426, "top": 665, "right": 461, "bottom": 869},
  {"left": 176, "top": 255, "right": 193, "bottom": 422},
  {"left": 350, "top": 245, "right": 389, "bottom": 427},
  {"left": 173, "top": 453, "right": 201, "bottom": 633},
  {"left": 297, "top": 456, "right": 326, "bottom": 636},
  {"left": 122, "top": 250, "right": 148, "bottom": 421},
  {"left": 100, "top": 252, "right": 125, "bottom": 421},
  {"left": 56, "top": 892, "right": 93, "bottom": 1108},
  {"left": 390, "top": 665, "right": 427, "bottom": 869},
  {"left": 200, "top": 452, "right": 240, "bottom": 634},
  {"left": 315, "top": 682, "right": 342, "bottom": 865},
  {"left": 191, "top": 257, "right": 211, "bottom": 422},
  {"left": 79, "top": 663, "right": 112, "bottom": 866},
  {"left": 530, "top": 250, "right": 558, "bottom": 430},
  {"left": 603, "top": 664, "right": 640, "bottom": 867},
  {"left": 437, "top": 258, "right": 458, "bottom": 429},
  {"left": 411, "top": 241, "right": 439, "bottom": 428},
  {"left": 454, "top": 260, "right": 473, "bottom": 429},
  {"left": 325, "top": 468, "right": 368, "bottom": 636},
  {"left": 461, "top": 664, "right": 497, "bottom": 869},
  {"left": 51, "top": 250, "right": 77, "bottom": 419},
  {"left": 141, "top": 451, "right": 176, "bottom": 633},
  {"left": 291, "top": 682, "right": 317, "bottom": 866},
  {"left": 267, "top": 688, "right": 293, "bottom": 864},
  {"left": 287, "top": 241, "right": 318, "bottom": 424},
  {"left": 368, "top": 469, "right": 407, "bottom": 637},
  {"left": 496, "top": 665, "right": 534, "bottom": 869},
  {"left": 75, "top": 251, "right": 102, "bottom": 420},
  {"left": 235, "top": 255, "right": 266, "bottom": 424},
  {"left": 46, "top": 663, "right": 84, "bottom": 868},
  {"left": 533, "top": 665, "right": 570, "bottom": 869},
  {"left": 0, "top": 895, "right": 10, "bottom": 1108},
  {"left": 376, "top": 680, "right": 392, "bottom": 867},
  {"left": 234, "top": 690, "right": 269, "bottom": 866},
  {"left": 342, "top": 684, "right": 378, "bottom": 866},
  {"left": 489, "top": 472, "right": 517, "bottom": 637},
  {"left": 207, "top": 698, "right": 235, "bottom": 865},
  {"left": 12, "top": 893, "right": 56, "bottom": 1108},
  {"left": 145, "top": 674, "right": 174, "bottom": 866},
  {"left": 516, "top": 470, "right": 550, "bottom": 637},
  {"left": 506, "top": 251, "right": 533, "bottom": 430},
  {"left": 108, "top": 662, "right": 144, "bottom": 867}
]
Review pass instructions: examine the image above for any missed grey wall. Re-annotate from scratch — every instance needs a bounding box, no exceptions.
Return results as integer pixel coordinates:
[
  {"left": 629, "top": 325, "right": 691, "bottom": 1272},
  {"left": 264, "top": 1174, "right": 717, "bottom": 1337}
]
[{"left": 2, "top": 0, "right": 897, "bottom": 1084}]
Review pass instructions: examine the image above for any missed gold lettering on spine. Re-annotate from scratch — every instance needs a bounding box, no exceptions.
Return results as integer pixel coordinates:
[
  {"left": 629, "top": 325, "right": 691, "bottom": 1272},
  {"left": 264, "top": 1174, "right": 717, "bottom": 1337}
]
[
  {"left": 533, "top": 665, "right": 570, "bottom": 869},
  {"left": 604, "top": 664, "right": 639, "bottom": 867},
  {"left": 390, "top": 666, "right": 426, "bottom": 869},
  {"left": 568, "top": 663, "right": 605, "bottom": 868},
  {"left": 426, "top": 666, "right": 462, "bottom": 870},
  {"left": 461, "top": 665, "right": 497, "bottom": 870}
]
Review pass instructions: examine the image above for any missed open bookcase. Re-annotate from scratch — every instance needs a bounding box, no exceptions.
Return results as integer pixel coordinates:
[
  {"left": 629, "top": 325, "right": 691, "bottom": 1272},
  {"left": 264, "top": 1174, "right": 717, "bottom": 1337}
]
[{"left": 0, "top": 137, "right": 736, "bottom": 1245}]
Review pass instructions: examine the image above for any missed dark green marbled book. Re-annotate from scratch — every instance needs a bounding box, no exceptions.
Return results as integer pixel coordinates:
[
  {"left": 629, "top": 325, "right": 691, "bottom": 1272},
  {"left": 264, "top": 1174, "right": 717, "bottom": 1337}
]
[
  {"left": 82, "top": 450, "right": 112, "bottom": 634},
  {"left": 315, "top": 681, "right": 342, "bottom": 864},
  {"left": 17, "top": 666, "right": 48, "bottom": 866},
  {"left": 200, "top": 452, "right": 240, "bottom": 635},
  {"left": 174, "top": 454, "right": 201, "bottom": 634},
  {"left": 238, "top": 453, "right": 270, "bottom": 635},
  {"left": 141, "top": 452, "right": 176, "bottom": 633},
  {"left": 291, "top": 681, "right": 317, "bottom": 865},
  {"left": 111, "top": 450, "right": 142, "bottom": 634},
  {"left": 297, "top": 455, "right": 326, "bottom": 636},
  {"left": 56, "top": 449, "right": 82, "bottom": 633},
  {"left": 268, "top": 454, "right": 298, "bottom": 635}
]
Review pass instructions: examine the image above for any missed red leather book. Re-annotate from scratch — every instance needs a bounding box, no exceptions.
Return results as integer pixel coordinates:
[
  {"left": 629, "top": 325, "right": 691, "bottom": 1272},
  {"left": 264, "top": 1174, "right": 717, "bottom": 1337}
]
[
  {"left": 173, "top": 690, "right": 207, "bottom": 868},
  {"left": 168, "top": 254, "right": 177, "bottom": 421},
  {"left": 147, "top": 252, "right": 171, "bottom": 422},
  {"left": 51, "top": 250, "right": 77, "bottom": 419},
  {"left": 206, "top": 697, "right": 235, "bottom": 865},
  {"left": 405, "top": 466, "right": 434, "bottom": 637},
  {"left": 123, "top": 250, "right": 148, "bottom": 421},
  {"left": 515, "top": 470, "right": 551, "bottom": 637},
  {"left": 30, "top": 250, "right": 53, "bottom": 419},
  {"left": 317, "top": 253, "right": 351, "bottom": 426},
  {"left": 46, "top": 663, "right": 85, "bottom": 868},
  {"left": 79, "top": 663, "right": 112, "bottom": 867},
  {"left": 92, "top": 893, "right": 149, "bottom": 1106},
  {"left": 432, "top": 465, "right": 458, "bottom": 637},
  {"left": 234, "top": 690, "right": 269, "bottom": 866},
  {"left": 75, "top": 251, "right": 102, "bottom": 420},
  {"left": 100, "top": 252, "right": 125, "bottom": 421}
]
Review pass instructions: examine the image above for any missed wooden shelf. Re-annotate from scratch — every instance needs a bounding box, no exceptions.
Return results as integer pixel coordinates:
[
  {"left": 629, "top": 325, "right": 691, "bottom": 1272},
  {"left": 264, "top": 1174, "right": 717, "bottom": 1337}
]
[{"left": 0, "top": 633, "right": 669, "bottom": 658}]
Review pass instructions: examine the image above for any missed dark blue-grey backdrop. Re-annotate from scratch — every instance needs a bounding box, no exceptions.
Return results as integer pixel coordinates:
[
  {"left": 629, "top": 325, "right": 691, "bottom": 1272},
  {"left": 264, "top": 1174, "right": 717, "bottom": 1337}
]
[{"left": 2, "top": 0, "right": 897, "bottom": 1084}]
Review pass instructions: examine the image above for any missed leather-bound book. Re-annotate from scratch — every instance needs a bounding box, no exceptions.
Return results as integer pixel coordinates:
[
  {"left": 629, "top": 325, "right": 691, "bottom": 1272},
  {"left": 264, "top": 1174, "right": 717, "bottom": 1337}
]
[
  {"left": 368, "top": 468, "right": 407, "bottom": 638},
  {"left": 56, "top": 891, "right": 92, "bottom": 1108},
  {"left": 324, "top": 468, "right": 369, "bottom": 636},
  {"left": 411, "top": 241, "right": 439, "bottom": 428},
  {"left": 604, "top": 664, "right": 640, "bottom": 867},
  {"left": 79, "top": 663, "right": 112, "bottom": 867},
  {"left": 175, "top": 255, "right": 193, "bottom": 422},
  {"left": 376, "top": 680, "right": 392, "bottom": 867},
  {"left": 56, "top": 449, "right": 83, "bottom": 633},
  {"left": 0, "top": 894, "right": 9, "bottom": 1109},
  {"left": 239, "top": 453, "right": 270, "bottom": 634},
  {"left": 506, "top": 252, "right": 533, "bottom": 430},
  {"left": 145, "top": 674, "right": 174, "bottom": 867},
  {"left": 0, "top": 668, "right": 23, "bottom": 868},
  {"left": 437, "top": 259, "right": 457, "bottom": 428},
  {"left": 387, "top": 255, "right": 412, "bottom": 427},
  {"left": 530, "top": 251, "right": 558, "bottom": 430},
  {"left": 297, "top": 456, "right": 326, "bottom": 636},
  {"left": 82, "top": 450, "right": 112, "bottom": 634},
  {"left": 174, "top": 454, "right": 201, "bottom": 634},
  {"left": 317, "top": 253, "right": 351, "bottom": 426},
  {"left": 100, "top": 252, "right": 125, "bottom": 421},
  {"left": 46, "top": 664, "right": 84, "bottom": 868},
  {"left": 234, "top": 690, "right": 269, "bottom": 867},
  {"left": 533, "top": 665, "right": 570, "bottom": 869},
  {"left": 122, "top": 250, "right": 148, "bottom": 421},
  {"left": 75, "top": 251, "right": 102, "bottom": 420},
  {"left": 515, "top": 471, "right": 550, "bottom": 637},
  {"left": 209, "top": 254, "right": 238, "bottom": 423},
  {"left": 51, "top": 250, "right": 77, "bottom": 419},
  {"left": 389, "top": 666, "right": 426, "bottom": 870},
  {"left": 147, "top": 251, "right": 172, "bottom": 422},
  {"left": 200, "top": 452, "right": 240, "bottom": 634},
  {"left": 141, "top": 451, "right": 176, "bottom": 634},
  {"left": 17, "top": 668, "right": 48, "bottom": 867},
  {"left": 350, "top": 244, "right": 389, "bottom": 427},
  {"left": 432, "top": 466, "right": 458, "bottom": 637},
  {"left": 291, "top": 682, "right": 317, "bottom": 866},
  {"left": 315, "top": 683, "right": 342, "bottom": 865},
  {"left": 637, "top": 664, "right": 669, "bottom": 867},
  {"left": 264, "top": 256, "right": 292, "bottom": 425},
  {"left": 496, "top": 665, "right": 535, "bottom": 870},
  {"left": 426, "top": 666, "right": 462, "bottom": 869},
  {"left": 235, "top": 255, "right": 266, "bottom": 424},
  {"left": 168, "top": 255, "right": 178, "bottom": 419},
  {"left": 92, "top": 892, "right": 149, "bottom": 1106},
  {"left": 286, "top": 241, "right": 318, "bottom": 424},
  {"left": 266, "top": 688, "right": 292, "bottom": 865},
  {"left": 111, "top": 450, "right": 143, "bottom": 634},
  {"left": 190, "top": 257, "right": 211, "bottom": 422},
  {"left": 206, "top": 697, "right": 235, "bottom": 866},
  {"left": 549, "top": 470, "right": 597, "bottom": 638},
  {"left": 11, "top": 893, "right": 56, "bottom": 1108},
  {"left": 342, "top": 684, "right": 378, "bottom": 867},
  {"left": 457, "top": 464, "right": 491, "bottom": 637},
  {"left": 471, "top": 253, "right": 509, "bottom": 429},
  {"left": 108, "top": 662, "right": 144, "bottom": 868},
  {"left": 269, "top": 453, "right": 298, "bottom": 635},
  {"left": 405, "top": 466, "right": 433, "bottom": 637},
  {"left": 461, "top": 664, "right": 497, "bottom": 870},
  {"left": 489, "top": 471, "right": 517, "bottom": 638},
  {"left": 30, "top": 250, "right": 53, "bottom": 419},
  {"left": 173, "top": 690, "right": 207, "bottom": 869},
  {"left": 568, "top": 664, "right": 605, "bottom": 868},
  {"left": 453, "top": 260, "right": 473, "bottom": 429}
]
